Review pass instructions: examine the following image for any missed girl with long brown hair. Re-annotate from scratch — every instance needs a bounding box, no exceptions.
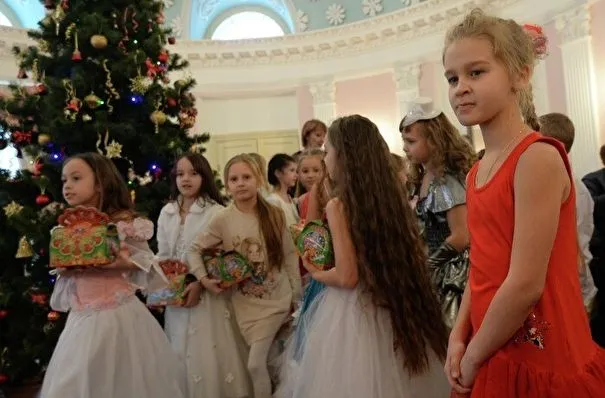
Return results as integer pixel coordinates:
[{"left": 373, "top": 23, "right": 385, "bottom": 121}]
[
  {"left": 401, "top": 97, "right": 476, "bottom": 329},
  {"left": 276, "top": 115, "right": 449, "bottom": 398},
  {"left": 187, "top": 154, "right": 301, "bottom": 398},
  {"left": 41, "top": 153, "right": 187, "bottom": 398}
]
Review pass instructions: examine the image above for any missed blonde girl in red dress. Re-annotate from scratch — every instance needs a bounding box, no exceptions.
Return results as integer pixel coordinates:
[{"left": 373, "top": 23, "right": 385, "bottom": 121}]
[{"left": 442, "top": 9, "right": 605, "bottom": 397}]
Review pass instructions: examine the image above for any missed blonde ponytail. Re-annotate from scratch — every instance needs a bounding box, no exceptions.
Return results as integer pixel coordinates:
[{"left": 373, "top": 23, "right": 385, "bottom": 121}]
[{"left": 520, "top": 84, "right": 540, "bottom": 132}]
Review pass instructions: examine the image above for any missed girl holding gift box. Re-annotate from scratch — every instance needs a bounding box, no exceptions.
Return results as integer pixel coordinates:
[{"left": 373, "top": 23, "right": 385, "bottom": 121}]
[
  {"left": 41, "top": 153, "right": 187, "bottom": 398},
  {"left": 156, "top": 153, "right": 251, "bottom": 398},
  {"left": 188, "top": 154, "right": 301, "bottom": 398},
  {"left": 276, "top": 115, "right": 450, "bottom": 398}
]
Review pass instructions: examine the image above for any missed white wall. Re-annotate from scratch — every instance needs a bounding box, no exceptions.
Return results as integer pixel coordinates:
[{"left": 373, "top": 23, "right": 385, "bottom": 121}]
[{"left": 196, "top": 94, "right": 300, "bottom": 135}]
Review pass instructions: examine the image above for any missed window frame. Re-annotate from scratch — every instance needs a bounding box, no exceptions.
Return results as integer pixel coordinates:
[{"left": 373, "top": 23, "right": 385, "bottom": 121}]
[{"left": 205, "top": 6, "right": 290, "bottom": 41}]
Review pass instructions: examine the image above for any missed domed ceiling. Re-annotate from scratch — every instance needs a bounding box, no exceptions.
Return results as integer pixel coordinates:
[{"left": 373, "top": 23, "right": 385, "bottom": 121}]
[{"left": 1, "top": 0, "right": 429, "bottom": 38}]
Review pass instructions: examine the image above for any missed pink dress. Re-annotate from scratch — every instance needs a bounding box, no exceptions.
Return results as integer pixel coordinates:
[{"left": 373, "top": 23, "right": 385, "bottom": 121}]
[{"left": 40, "top": 218, "right": 188, "bottom": 398}]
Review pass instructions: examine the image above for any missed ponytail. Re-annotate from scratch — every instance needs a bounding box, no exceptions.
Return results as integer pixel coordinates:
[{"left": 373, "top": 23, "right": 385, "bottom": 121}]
[
  {"left": 520, "top": 84, "right": 540, "bottom": 132},
  {"left": 255, "top": 192, "right": 285, "bottom": 270}
]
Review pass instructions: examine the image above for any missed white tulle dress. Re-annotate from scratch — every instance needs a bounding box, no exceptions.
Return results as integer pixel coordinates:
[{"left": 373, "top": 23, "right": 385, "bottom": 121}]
[
  {"left": 275, "top": 285, "right": 450, "bottom": 398},
  {"left": 40, "top": 218, "right": 188, "bottom": 398}
]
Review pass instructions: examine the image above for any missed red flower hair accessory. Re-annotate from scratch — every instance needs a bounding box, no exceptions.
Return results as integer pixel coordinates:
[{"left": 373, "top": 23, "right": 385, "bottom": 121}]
[{"left": 523, "top": 24, "right": 548, "bottom": 59}]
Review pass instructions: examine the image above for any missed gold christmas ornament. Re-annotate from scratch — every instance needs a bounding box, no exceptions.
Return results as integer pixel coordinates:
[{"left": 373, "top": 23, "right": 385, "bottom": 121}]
[
  {"left": 84, "top": 93, "right": 103, "bottom": 109},
  {"left": 90, "top": 34, "right": 108, "bottom": 49},
  {"left": 129, "top": 75, "right": 152, "bottom": 94},
  {"left": 3, "top": 201, "right": 24, "bottom": 218},
  {"left": 47, "top": 311, "right": 60, "bottom": 321},
  {"left": 16, "top": 236, "right": 34, "bottom": 258},
  {"left": 38, "top": 133, "right": 51, "bottom": 145},
  {"left": 105, "top": 140, "right": 123, "bottom": 159},
  {"left": 150, "top": 110, "right": 167, "bottom": 125}
]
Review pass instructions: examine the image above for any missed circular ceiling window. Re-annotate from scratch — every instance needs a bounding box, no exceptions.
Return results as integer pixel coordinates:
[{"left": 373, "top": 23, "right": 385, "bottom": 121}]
[{"left": 210, "top": 11, "right": 285, "bottom": 41}]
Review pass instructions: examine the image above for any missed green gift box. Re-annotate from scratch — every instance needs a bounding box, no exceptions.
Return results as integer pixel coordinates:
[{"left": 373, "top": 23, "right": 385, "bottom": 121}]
[
  {"left": 296, "top": 220, "right": 334, "bottom": 271},
  {"left": 202, "top": 248, "right": 253, "bottom": 289},
  {"left": 49, "top": 207, "right": 120, "bottom": 268}
]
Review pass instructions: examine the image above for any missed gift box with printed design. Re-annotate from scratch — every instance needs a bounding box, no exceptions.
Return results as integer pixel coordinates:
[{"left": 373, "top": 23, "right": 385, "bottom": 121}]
[
  {"left": 49, "top": 207, "right": 120, "bottom": 268},
  {"left": 202, "top": 248, "right": 253, "bottom": 289},
  {"left": 147, "top": 259, "right": 197, "bottom": 307},
  {"left": 295, "top": 220, "right": 334, "bottom": 271}
]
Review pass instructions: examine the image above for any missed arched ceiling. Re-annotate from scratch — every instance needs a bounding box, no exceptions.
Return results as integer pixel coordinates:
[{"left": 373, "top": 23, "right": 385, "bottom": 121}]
[{"left": 2, "top": 0, "right": 430, "bottom": 38}]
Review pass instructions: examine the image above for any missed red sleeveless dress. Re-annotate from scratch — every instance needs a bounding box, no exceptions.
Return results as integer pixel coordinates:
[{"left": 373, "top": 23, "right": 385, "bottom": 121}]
[{"left": 466, "top": 133, "right": 605, "bottom": 397}]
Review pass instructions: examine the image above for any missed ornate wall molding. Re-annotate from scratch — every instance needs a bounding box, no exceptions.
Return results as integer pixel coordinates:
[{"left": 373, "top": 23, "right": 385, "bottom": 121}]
[
  {"left": 393, "top": 63, "right": 421, "bottom": 92},
  {"left": 0, "top": 0, "right": 581, "bottom": 94},
  {"left": 555, "top": 4, "right": 591, "bottom": 44},
  {"left": 309, "top": 79, "right": 335, "bottom": 104}
]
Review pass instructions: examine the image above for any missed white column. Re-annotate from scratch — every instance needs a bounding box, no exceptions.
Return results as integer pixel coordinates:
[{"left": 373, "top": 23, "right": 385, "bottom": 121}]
[
  {"left": 555, "top": 5, "right": 601, "bottom": 177},
  {"left": 309, "top": 79, "right": 336, "bottom": 125},
  {"left": 531, "top": 60, "right": 550, "bottom": 117},
  {"left": 428, "top": 60, "right": 468, "bottom": 136},
  {"left": 393, "top": 63, "right": 421, "bottom": 120}
]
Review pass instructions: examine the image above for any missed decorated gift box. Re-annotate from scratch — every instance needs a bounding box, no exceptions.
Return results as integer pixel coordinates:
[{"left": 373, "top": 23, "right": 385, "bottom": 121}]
[
  {"left": 49, "top": 207, "right": 120, "bottom": 268},
  {"left": 289, "top": 220, "right": 306, "bottom": 245},
  {"left": 147, "top": 259, "right": 197, "bottom": 307},
  {"left": 296, "top": 220, "right": 334, "bottom": 271},
  {"left": 202, "top": 248, "right": 253, "bottom": 289}
]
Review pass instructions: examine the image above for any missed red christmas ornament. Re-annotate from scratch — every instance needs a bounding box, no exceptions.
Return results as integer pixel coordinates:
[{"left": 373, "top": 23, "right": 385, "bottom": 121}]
[
  {"left": 0, "top": 310, "right": 8, "bottom": 319},
  {"left": 168, "top": 37, "right": 176, "bottom": 45},
  {"left": 156, "top": 14, "right": 165, "bottom": 24},
  {"left": 0, "top": 374, "right": 8, "bottom": 384},
  {"left": 72, "top": 50, "right": 82, "bottom": 62},
  {"left": 36, "top": 83, "right": 48, "bottom": 95},
  {"left": 44, "top": 0, "right": 54, "bottom": 9},
  {"left": 12, "top": 131, "right": 32, "bottom": 145},
  {"left": 40, "top": 248, "right": 46, "bottom": 256},
  {"left": 47, "top": 311, "right": 60, "bottom": 321},
  {"left": 31, "top": 293, "right": 48, "bottom": 305},
  {"left": 158, "top": 50, "right": 169, "bottom": 63},
  {"left": 36, "top": 194, "right": 51, "bottom": 206},
  {"left": 167, "top": 98, "right": 177, "bottom": 107}
]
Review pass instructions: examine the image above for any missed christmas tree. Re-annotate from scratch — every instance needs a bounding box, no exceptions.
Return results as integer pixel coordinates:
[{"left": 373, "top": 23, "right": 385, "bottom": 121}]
[{"left": 0, "top": 0, "right": 208, "bottom": 389}]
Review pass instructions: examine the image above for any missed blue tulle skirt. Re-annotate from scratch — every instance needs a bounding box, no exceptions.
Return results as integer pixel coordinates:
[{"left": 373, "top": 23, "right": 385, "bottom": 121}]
[{"left": 293, "top": 278, "right": 326, "bottom": 360}]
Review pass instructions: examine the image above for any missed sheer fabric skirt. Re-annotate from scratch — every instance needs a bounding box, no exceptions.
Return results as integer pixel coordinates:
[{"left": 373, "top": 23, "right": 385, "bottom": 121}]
[{"left": 275, "top": 286, "right": 450, "bottom": 398}]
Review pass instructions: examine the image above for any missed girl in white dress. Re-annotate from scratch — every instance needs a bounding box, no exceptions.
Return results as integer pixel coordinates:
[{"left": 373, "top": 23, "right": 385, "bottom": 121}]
[
  {"left": 266, "top": 153, "right": 299, "bottom": 227},
  {"left": 157, "top": 153, "right": 251, "bottom": 398},
  {"left": 188, "top": 154, "right": 302, "bottom": 398},
  {"left": 276, "top": 115, "right": 450, "bottom": 398},
  {"left": 41, "top": 153, "right": 187, "bottom": 398}
]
